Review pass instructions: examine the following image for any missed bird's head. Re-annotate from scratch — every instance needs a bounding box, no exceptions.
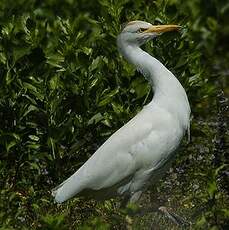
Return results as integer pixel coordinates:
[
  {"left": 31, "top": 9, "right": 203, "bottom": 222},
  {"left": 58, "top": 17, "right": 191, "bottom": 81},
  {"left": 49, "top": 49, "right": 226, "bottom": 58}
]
[{"left": 117, "top": 20, "right": 180, "bottom": 46}]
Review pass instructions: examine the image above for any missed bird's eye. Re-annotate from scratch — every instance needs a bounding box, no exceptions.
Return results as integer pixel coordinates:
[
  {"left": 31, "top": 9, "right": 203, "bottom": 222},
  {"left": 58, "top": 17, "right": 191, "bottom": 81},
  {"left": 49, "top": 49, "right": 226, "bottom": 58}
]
[{"left": 138, "top": 28, "right": 147, "bottom": 33}]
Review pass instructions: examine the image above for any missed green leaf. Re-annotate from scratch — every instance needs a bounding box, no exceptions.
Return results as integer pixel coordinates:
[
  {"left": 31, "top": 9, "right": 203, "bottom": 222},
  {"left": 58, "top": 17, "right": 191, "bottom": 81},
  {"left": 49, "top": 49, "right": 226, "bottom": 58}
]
[
  {"left": 207, "top": 179, "right": 217, "bottom": 199},
  {"left": 23, "top": 82, "right": 44, "bottom": 100},
  {"left": 131, "top": 78, "right": 149, "bottom": 99},
  {"left": 6, "top": 140, "right": 17, "bottom": 152},
  {"left": 0, "top": 52, "right": 7, "bottom": 64},
  {"left": 49, "top": 75, "right": 60, "bottom": 90},
  {"left": 88, "top": 113, "right": 103, "bottom": 125},
  {"left": 28, "top": 135, "right": 39, "bottom": 141},
  {"left": 81, "top": 47, "right": 93, "bottom": 55},
  {"left": 98, "top": 88, "right": 119, "bottom": 107},
  {"left": 21, "top": 104, "right": 39, "bottom": 118},
  {"left": 207, "top": 17, "right": 218, "bottom": 31},
  {"left": 46, "top": 53, "right": 65, "bottom": 68},
  {"left": 13, "top": 46, "right": 31, "bottom": 62},
  {"left": 89, "top": 56, "right": 102, "bottom": 71},
  {"left": 111, "top": 102, "right": 123, "bottom": 114}
]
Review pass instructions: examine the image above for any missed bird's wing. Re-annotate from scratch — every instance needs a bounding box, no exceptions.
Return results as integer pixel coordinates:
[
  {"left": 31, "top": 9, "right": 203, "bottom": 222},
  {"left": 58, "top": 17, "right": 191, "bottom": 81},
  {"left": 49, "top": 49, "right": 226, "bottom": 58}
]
[
  {"left": 77, "top": 105, "right": 156, "bottom": 188},
  {"left": 53, "top": 104, "right": 162, "bottom": 203}
]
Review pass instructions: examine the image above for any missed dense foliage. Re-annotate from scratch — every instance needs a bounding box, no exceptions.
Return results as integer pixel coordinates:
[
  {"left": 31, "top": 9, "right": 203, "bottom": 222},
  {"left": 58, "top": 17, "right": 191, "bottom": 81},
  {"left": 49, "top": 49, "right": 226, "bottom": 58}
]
[{"left": 0, "top": 0, "right": 228, "bottom": 229}]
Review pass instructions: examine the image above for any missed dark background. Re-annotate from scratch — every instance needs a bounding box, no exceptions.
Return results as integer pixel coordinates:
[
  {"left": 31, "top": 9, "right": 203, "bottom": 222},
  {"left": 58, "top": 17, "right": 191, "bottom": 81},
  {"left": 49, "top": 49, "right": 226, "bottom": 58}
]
[{"left": 0, "top": 0, "right": 228, "bottom": 229}]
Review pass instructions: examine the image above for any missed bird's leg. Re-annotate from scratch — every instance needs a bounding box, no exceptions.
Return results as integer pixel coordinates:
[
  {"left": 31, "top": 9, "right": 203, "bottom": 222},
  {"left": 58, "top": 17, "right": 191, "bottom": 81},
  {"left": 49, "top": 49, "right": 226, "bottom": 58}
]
[
  {"left": 121, "top": 191, "right": 190, "bottom": 226},
  {"left": 158, "top": 206, "right": 190, "bottom": 227},
  {"left": 120, "top": 191, "right": 143, "bottom": 209},
  {"left": 130, "top": 205, "right": 190, "bottom": 227},
  {"left": 120, "top": 195, "right": 130, "bottom": 209}
]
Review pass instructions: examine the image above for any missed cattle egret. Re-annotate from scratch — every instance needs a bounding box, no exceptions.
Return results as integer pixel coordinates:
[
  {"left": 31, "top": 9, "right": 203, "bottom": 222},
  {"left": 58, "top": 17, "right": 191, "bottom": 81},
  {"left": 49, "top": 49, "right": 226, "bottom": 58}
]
[{"left": 52, "top": 21, "right": 191, "bottom": 209}]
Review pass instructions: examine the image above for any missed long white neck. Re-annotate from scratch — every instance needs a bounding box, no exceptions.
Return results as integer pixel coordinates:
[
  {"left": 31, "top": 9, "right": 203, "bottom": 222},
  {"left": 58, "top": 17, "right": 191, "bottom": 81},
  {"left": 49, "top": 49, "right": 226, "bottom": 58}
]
[{"left": 117, "top": 40, "right": 190, "bottom": 130}]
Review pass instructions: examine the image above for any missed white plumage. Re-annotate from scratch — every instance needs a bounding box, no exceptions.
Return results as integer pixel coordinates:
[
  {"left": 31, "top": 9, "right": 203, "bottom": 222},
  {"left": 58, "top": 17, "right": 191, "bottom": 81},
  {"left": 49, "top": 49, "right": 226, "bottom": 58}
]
[{"left": 52, "top": 21, "right": 190, "bottom": 204}]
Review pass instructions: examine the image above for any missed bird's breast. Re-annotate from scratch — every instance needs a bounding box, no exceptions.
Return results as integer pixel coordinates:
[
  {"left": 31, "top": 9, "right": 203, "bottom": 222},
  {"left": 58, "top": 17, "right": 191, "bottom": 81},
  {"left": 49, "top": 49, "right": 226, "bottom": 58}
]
[{"left": 130, "top": 110, "right": 185, "bottom": 170}]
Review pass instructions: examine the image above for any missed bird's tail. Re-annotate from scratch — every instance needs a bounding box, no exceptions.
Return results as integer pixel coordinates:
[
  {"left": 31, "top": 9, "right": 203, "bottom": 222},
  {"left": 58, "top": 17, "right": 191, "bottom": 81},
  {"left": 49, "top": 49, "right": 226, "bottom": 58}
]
[
  {"left": 51, "top": 178, "right": 68, "bottom": 199},
  {"left": 51, "top": 173, "right": 83, "bottom": 203}
]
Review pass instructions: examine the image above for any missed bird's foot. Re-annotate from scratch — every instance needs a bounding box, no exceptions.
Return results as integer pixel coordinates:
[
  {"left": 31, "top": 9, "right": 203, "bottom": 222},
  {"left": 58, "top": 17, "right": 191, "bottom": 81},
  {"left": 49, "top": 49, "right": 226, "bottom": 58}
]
[
  {"left": 158, "top": 206, "right": 190, "bottom": 227},
  {"left": 122, "top": 202, "right": 191, "bottom": 227}
]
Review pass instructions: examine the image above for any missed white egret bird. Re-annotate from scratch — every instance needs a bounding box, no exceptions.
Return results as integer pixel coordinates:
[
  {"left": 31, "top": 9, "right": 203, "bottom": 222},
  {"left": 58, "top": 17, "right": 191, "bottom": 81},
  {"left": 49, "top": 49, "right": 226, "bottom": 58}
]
[{"left": 52, "top": 21, "right": 190, "bottom": 208}]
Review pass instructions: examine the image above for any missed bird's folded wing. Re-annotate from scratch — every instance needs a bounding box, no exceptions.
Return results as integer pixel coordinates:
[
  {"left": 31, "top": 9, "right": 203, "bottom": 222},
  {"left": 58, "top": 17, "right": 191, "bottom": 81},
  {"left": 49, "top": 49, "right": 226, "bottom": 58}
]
[
  {"left": 79, "top": 106, "right": 155, "bottom": 189},
  {"left": 52, "top": 106, "right": 157, "bottom": 202}
]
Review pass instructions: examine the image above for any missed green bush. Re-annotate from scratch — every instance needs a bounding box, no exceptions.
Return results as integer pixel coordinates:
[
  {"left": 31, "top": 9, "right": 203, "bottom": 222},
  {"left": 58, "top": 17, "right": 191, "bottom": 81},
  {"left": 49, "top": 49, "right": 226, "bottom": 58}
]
[{"left": 0, "top": 0, "right": 228, "bottom": 229}]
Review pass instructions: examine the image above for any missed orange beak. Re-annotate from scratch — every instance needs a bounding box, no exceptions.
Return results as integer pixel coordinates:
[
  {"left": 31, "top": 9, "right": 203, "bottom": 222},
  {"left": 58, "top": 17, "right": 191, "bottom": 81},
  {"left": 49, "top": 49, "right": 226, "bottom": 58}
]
[{"left": 144, "top": 24, "right": 181, "bottom": 33}]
